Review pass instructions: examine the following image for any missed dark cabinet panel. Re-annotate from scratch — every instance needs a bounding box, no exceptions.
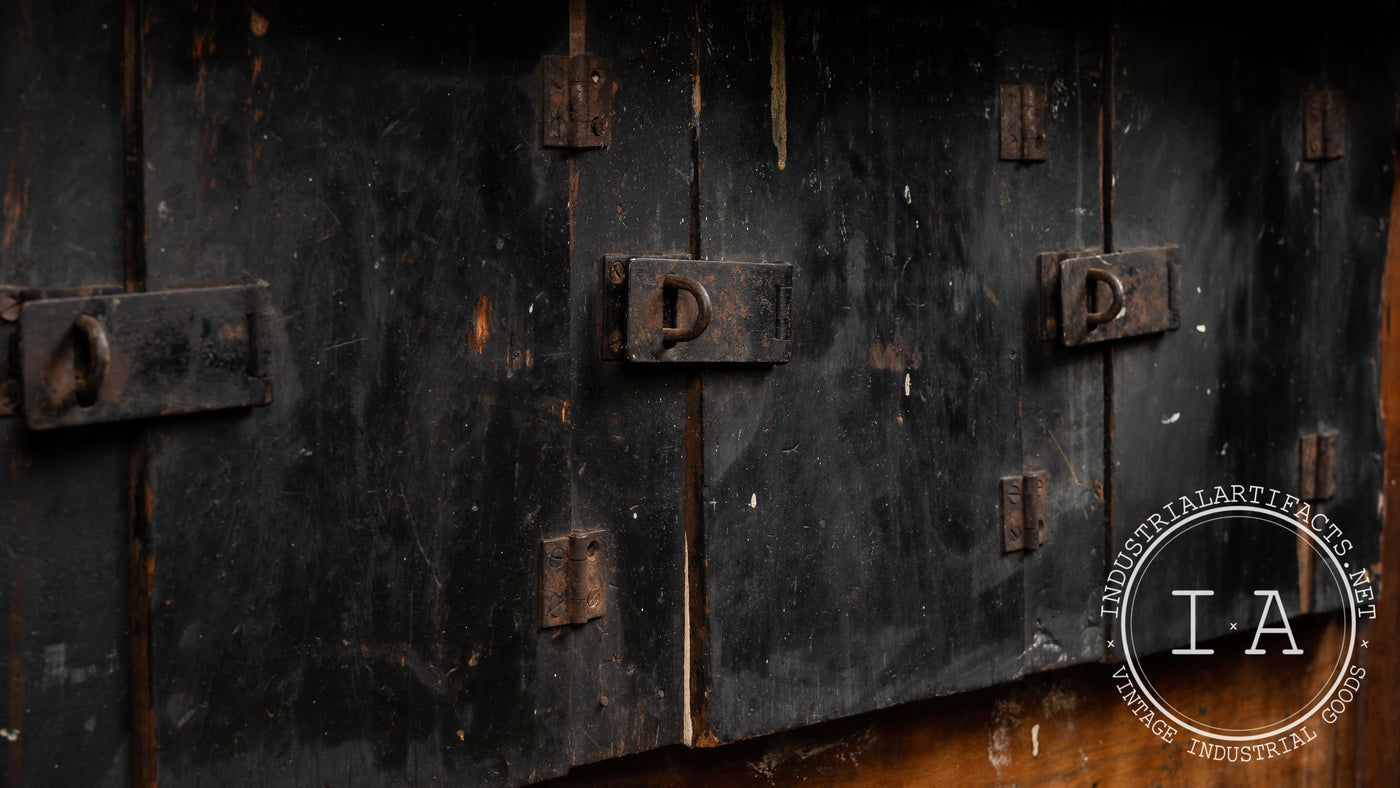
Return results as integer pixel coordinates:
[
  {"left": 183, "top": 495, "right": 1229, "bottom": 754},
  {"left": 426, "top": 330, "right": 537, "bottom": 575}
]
[
  {"left": 694, "top": 1, "right": 1106, "bottom": 741},
  {"left": 1110, "top": 7, "right": 1389, "bottom": 656},
  {"left": 137, "top": 2, "right": 688, "bottom": 783},
  {"left": 0, "top": 2, "right": 131, "bottom": 784}
]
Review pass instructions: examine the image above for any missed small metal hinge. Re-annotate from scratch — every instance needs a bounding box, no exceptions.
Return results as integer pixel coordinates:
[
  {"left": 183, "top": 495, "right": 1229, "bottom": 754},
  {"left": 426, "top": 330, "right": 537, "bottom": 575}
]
[
  {"left": 7, "top": 282, "right": 275, "bottom": 429},
  {"left": 1001, "top": 470, "right": 1048, "bottom": 552},
  {"left": 540, "top": 530, "right": 607, "bottom": 627},
  {"left": 1038, "top": 245, "right": 1180, "bottom": 346},
  {"left": 601, "top": 255, "right": 794, "bottom": 364},
  {"left": 1000, "top": 83, "right": 1047, "bottom": 161},
  {"left": 542, "top": 54, "right": 614, "bottom": 150},
  {"left": 1300, "top": 431, "right": 1339, "bottom": 501},
  {"left": 1304, "top": 90, "right": 1345, "bottom": 160}
]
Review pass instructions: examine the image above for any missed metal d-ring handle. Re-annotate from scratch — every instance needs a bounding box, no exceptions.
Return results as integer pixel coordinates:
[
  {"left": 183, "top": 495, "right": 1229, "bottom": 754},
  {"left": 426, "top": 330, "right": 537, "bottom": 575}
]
[
  {"left": 662, "top": 273, "right": 712, "bottom": 343},
  {"left": 73, "top": 314, "right": 109, "bottom": 407},
  {"left": 1085, "top": 267, "right": 1125, "bottom": 328}
]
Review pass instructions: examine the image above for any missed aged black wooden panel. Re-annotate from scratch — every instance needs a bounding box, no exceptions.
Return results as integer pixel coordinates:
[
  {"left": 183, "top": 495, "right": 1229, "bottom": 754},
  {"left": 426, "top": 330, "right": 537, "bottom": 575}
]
[
  {"left": 1110, "top": 6, "right": 1390, "bottom": 656},
  {"left": 560, "top": 0, "right": 693, "bottom": 768},
  {"left": 0, "top": 1, "right": 132, "bottom": 785},
  {"left": 694, "top": 1, "right": 1106, "bottom": 741},
  {"left": 134, "top": 2, "right": 685, "bottom": 783}
]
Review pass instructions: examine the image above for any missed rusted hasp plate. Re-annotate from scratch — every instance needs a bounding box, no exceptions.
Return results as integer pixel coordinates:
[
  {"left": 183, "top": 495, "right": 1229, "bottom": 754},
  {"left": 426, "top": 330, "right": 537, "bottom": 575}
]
[
  {"left": 1038, "top": 245, "right": 1180, "bottom": 346},
  {"left": 19, "top": 283, "right": 274, "bottom": 429},
  {"left": 603, "top": 255, "right": 793, "bottom": 364}
]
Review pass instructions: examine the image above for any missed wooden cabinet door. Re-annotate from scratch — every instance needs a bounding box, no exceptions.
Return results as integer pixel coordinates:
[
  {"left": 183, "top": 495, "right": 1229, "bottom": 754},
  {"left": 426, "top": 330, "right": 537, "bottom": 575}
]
[
  {"left": 135, "top": 2, "right": 692, "bottom": 783},
  {"left": 692, "top": 1, "right": 1108, "bottom": 742},
  {"left": 1110, "top": 6, "right": 1389, "bottom": 656}
]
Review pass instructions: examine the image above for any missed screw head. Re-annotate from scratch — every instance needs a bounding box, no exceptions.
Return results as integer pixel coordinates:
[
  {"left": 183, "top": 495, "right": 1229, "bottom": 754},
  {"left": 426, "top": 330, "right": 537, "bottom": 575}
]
[
  {"left": 608, "top": 260, "right": 626, "bottom": 284},
  {"left": 607, "top": 331, "right": 624, "bottom": 354},
  {"left": 0, "top": 294, "right": 21, "bottom": 322},
  {"left": 586, "top": 588, "right": 602, "bottom": 609}
]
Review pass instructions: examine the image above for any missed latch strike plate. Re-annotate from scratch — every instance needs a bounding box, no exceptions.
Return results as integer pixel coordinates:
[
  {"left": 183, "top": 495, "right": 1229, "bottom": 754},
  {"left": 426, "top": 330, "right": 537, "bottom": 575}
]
[
  {"left": 1300, "top": 431, "right": 1339, "bottom": 501},
  {"left": 542, "top": 54, "right": 614, "bottom": 150},
  {"left": 1001, "top": 470, "right": 1048, "bottom": 552},
  {"left": 540, "top": 530, "right": 607, "bottom": 627},
  {"left": 1000, "top": 83, "right": 1047, "bottom": 161},
  {"left": 601, "top": 255, "right": 794, "bottom": 364},
  {"left": 1039, "top": 245, "right": 1180, "bottom": 346}
]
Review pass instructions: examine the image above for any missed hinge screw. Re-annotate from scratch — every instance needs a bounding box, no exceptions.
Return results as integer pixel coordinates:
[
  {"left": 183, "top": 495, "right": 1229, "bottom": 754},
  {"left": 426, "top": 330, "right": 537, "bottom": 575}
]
[
  {"left": 608, "top": 331, "right": 624, "bottom": 354},
  {"left": 608, "top": 260, "right": 627, "bottom": 284}
]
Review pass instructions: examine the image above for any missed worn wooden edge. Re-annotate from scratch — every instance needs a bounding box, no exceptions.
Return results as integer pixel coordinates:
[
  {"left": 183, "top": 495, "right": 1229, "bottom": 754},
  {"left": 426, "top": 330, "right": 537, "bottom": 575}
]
[
  {"left": 1355, "top": 133, "right": 1400, "bottom": 787},
  {"left": 540, "top": 615, "right": 1357, "bottom": 787}
]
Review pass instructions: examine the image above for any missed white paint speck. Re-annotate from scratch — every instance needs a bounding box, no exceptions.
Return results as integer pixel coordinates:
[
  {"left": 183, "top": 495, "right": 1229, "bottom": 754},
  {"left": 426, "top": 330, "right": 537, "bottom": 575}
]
[
  {"left": 904, "top": 372, "right": 911, "bottom": 396},
  {"left": 749, "top": 493, "right": 758, "bottom": 509},
  {"left": 903, "top": 185, "right": 911, "bottom": 204},
  {"left": 632, "top": 511, "right": 637, "bottom": 519},
  {"left": 1195, "top": 324, "right": 1207, "bottom": 333},
  {"left": 528, "top": 303, "right": 534, "bottom": 314},
  {"left": 0, "top": 728, "right": 18, "bottom": 742},
  {"left": 1219, "top": 442, "right": 1230, "bottom": 456},
  {"left": 1162, "top": 412, "right": 1181, "bottom": 424},
  {"left": 1031, "top": 723, "right": 1040, "bottom": 757}
]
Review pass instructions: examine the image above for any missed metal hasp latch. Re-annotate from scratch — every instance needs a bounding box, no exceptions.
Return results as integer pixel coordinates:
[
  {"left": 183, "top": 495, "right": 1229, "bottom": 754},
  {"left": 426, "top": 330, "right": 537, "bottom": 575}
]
[
  {"left": 1038, "top": 245, "right": 1180, "bottom": 346},
  {"left": 5, "top": 282, "right": 274, "bottom": 429},
  {"left": 1001, "top": 470, "right": 1047, "bottom": 552},
  {"left": 1000, "top": 83, "right": 1047, "bottom": 161},
  {"left": 1304, "top": 90, "right": 1345, "bottom": 160},
  {"left": 541, "top": 54, "right": 614, "bottom": 149},
  {"left": 601, "top": 255, "right": 793, "bottom": 364},
  {"left": 540, "top": 530, "right": 607, "bottom": 627},
  {"left": 1300, "top": 431, "right": 1339, "bottom": 501}
]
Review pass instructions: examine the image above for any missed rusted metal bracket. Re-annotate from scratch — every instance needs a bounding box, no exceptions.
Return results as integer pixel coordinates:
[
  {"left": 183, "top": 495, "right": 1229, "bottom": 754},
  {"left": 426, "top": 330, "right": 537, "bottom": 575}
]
[
  {"left": 601, "top": 255, "right": 793, "bottom": 364},
  {"left": 540, "top": 530, "right": 607, "bottom": 627},
  {"left": 1304, "top": 90, "right": 1345, "bottom": 160},
  {"left": 11, "top": 282, "right": 274, "bottom": 429},
  {"left": 0, "top": 285, "right": 125, "bottom": 417},
  {"left": 999, "top": 83, "right": 1047, "bottom": 161},
  {"left": 1001, "top": 470, "right": 1048, "bottom": 552},
  {"left": 541, "top": 54, "right": 614, "bottom": 150},
  {"left": 1038, "top": 245, "right": 1180, "bottom": 347},
  {"left": 1300, "top": 431, "right": 1339, "bottom": 501}
]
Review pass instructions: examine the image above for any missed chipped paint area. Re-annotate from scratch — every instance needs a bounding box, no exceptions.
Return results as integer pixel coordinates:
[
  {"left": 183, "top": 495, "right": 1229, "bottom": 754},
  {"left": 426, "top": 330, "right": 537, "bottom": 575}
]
[
  {"left": 769, "top": 0, "right": 787, "bottom": 170},
  {"left": 1031, "top": 722, "right": 1040, "bottom": 757},
  {"left": 749, "top": 493, "right": 758, "bottom": 509},
  {"left": 748, "top": 725, "right": 877, "bottom": 781},
  {"left": 468, "top": 294, "right": 491, "bottom": 354},
  {"left": 986, "top": 697, "right": 1022, "bottom": 777}
]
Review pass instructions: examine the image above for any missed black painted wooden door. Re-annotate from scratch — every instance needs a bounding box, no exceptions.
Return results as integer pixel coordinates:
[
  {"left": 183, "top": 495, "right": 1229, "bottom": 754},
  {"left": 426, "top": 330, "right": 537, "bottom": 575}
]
[
  {"left": 2, "top": 1, "right": 1395, "bottom": 786},
  {"left": 692, "top": 1, "right": 1108, "bottom": 742}
]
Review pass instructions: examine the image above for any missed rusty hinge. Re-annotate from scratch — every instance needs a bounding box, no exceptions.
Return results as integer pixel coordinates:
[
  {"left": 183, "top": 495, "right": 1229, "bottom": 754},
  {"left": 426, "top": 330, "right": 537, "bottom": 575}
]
[
  {"left": 540, "top": 530, "right": 607, "bottom": 627},
  {"left": 1300, "top": 431, "right": 1339, "bottom": 501},
  {"left": 1001, "top": 470, "right": 1048, "bottom": 552},
  {"left": 542, "top": 54, "right": 614, "bottom": 150},
  {"left": 1038, "top": 245, "right": 1180, "bottom": 346},
  {"left": 1304, "top": 90, "right": 1345, "bottom": 160},
  {"left": 999, "top": 83, "right": 1047, "bottom": 161},
  {"left": 601, "top": 255, "right": 793, "bottom": 364},
  {"left": 3, "top": 282, "right": 274, "bottom": 429}
]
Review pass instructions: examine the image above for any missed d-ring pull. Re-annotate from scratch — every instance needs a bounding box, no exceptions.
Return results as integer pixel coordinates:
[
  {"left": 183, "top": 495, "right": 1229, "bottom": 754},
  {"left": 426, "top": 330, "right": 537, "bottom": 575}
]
[
  {"left": 1084, "top": 267, "right": 1125, "bottom": 328},
  {"left": 661, "top": 273, "right": 712, "bottom": 343},
  {"left": 73, "top": 314, "right": 109, "bottom": 407}
]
